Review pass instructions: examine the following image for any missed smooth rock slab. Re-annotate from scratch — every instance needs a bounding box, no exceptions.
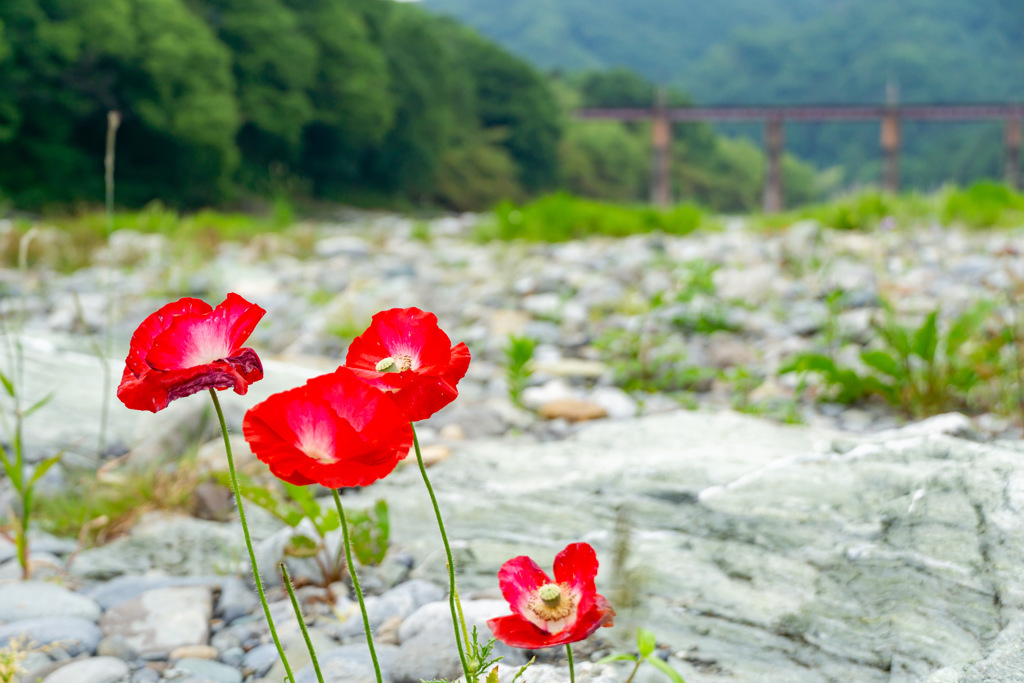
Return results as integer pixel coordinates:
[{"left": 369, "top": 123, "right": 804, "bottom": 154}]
[
  {"left": 99, "top": 585, "right": 212, "bottom": 655},
  {"left": 351, "top": 410, "right": 1024, "bottom": 682},
  {"left": 0, "top": 617, "right": 102, "bottom": 656},
  {"left": 0, "top": 581, "right": 101, "bottom": 622},
  {"left": 41, "top": 656, "right": 131, "bottom": 683}
]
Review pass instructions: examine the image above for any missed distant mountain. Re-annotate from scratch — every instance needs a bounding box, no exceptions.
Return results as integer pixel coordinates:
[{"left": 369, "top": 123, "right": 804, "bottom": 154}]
[
  {"left": 420, "top": 0, "right": 1024, "bottom": 188},
  {"left": 419, "top": 0, "right": 847, "bottom": 83}
]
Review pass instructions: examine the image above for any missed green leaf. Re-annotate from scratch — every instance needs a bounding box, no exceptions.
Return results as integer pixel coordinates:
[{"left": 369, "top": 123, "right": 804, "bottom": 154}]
[
  {"left": 912, "top": 311, "right": 938, "bottom": 362},
  {"left": 212, "top": 471, "right": 304, "bottom": 526},
  {"left": 646, "top": 656, "right": 687, "bottom": 683},
  {"left": 283, "top": 481, "right": 320, "bottom": 521},
  {"left": 637, "top": 628, "right": 657, "bottom": 658},
  {"left": 28, "top": 453, "right": 62, "bottom": 486},
  {"left": 947, "top": 301, "right": 995, "bottom": 354},
  {"left": 284, "top": 534, "right": 320, "bottom": 558},
  {"left": 0, "top": 370, "right": 14, "bottom": 398},
  {"left": 23, "top": 391, "right": 55, "bottom": 419},
  {"left": 860, "top": 350, "right": 904, "bottom": 379},
  {"left": 778, "top": 352, "right": 837, "bottom": 377},
  {"left": 597, "top": 654, "right": 638, "bottom": 664}
]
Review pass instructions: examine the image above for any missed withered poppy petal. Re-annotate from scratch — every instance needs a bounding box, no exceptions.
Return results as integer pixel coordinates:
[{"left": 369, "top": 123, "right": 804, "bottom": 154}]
[{"left": 118, "top": 294, "right": 264, "bottom": 413}]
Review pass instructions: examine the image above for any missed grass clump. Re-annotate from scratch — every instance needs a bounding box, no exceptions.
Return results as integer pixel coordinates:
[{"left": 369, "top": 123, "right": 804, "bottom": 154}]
[
  {"left": 2, "top": 200, "right": 301, "bottom": 272},
  {"left": 478, "top": 193, "right": 704, "bottom": 242},
  {"left": 32, "top": 456, "right": 202, "bottom": 545},
  {"left": 781, "top": 298, "right": 1007, "bottom": 418},
  {"left": 941, "top": 181, "right": 1024, "bottom": 228}
]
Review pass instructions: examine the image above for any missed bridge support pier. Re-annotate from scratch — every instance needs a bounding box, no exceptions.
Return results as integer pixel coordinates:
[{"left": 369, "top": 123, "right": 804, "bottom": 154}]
[
  {"left": 1005, "top": 118, "right": 1021, "bottom": 190},
  {"left": 762, "top": 116, "right": 784, "bottom": 213},
  {"left": 881, "top": 111, "right": 901, "bottom": 193},
  {"left": 650, "top": 94, "right": 672, "bottom": 206}
]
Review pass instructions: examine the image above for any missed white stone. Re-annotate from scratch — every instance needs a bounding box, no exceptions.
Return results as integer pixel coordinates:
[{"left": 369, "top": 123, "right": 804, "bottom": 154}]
[{"left": 42, "top": 656, "right": 130, "bottom": 683}]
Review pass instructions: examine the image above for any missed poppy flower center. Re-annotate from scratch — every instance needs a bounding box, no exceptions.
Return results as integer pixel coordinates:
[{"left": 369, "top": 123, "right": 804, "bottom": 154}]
[
  {"left": 538, "top": 583, "right": 562, "bottom": 607},
  {"left": 525, "top": 582, "right": 576, "bottom": 632},
  {"left": 376, "top": 354, "right": 413, "bottom": 373}
]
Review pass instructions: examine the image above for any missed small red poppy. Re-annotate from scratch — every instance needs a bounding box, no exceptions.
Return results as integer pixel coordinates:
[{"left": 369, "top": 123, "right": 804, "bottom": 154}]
[
  {"left": 117, "top": 293, "right": 265, "bottom": 413},
  {"left": 486, "top": 542, "right": 615, "bottom": 649},
  {"left": 344, "top": 307, "right": 470, "bottom": 422},
  {"left": 242, "top": 367, "right": 414, "bottom": 488}
]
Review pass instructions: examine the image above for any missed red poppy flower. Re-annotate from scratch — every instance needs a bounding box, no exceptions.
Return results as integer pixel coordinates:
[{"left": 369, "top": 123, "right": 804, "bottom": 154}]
[
  {"left": 117, "top": 293, "right": 265, "bottom": 413},
  {"left": 344, "top": 307, "right": 470, "bottom": 422},
  {"left": 486, "top": 542, "right": 615, "bottom": 649},
  {"left": 242, "top": 367, "right": 414, "bottom": 488}
]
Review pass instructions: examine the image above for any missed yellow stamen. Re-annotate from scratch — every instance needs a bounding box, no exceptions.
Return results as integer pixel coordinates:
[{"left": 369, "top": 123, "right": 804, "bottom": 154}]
[{"left": 376, "top": 354, "right": 413, "bottom": 373}]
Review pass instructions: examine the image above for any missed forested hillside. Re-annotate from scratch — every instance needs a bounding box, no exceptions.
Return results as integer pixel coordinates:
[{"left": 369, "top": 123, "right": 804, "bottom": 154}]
[
  {"left": 423, "top": 0, "right": 1024, "bottom": 189},
  {"left": 0, "top": 0, "right": 827, "bottom": 212},
  {"left": 0, "top": 0, "right": 560, "bottom": 209}
]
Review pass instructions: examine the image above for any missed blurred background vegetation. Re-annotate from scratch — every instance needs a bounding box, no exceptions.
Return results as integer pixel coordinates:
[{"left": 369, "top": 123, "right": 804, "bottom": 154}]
[
  {"left": 424, "top": 0, "right": 1024, "bottom": 191},
  {"left": 0, "top": 0, "right": 1020, "bottom": 215},
  {"left": 0, "top": 0, "right": 850, "bottom": 215}
]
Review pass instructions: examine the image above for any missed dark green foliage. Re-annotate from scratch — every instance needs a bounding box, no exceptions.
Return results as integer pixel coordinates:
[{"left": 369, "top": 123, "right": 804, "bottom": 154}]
[
  {"left": 0, "top": 0, "right": 564, "bottom": 210},
  {"left": 0, "top": 0, "right": 240, "bottom": 207}
]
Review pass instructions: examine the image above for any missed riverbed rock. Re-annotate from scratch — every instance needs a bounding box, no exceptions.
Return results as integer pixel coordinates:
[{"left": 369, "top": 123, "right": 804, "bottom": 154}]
[
  {"left": 98, "top": 586, "right": 213, "bottom": 656},
  {"left": 345, "top": 410, "right": 1024, "bottom": 682},
  {"left": 41, "top": 656, "right": 131, "bottom": 683},
  {"left": 0, "top": 581, "right": 101, "bottom": 622}
]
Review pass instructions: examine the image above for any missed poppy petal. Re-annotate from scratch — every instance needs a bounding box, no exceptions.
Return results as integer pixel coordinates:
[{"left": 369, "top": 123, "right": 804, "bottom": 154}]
[
  {"left": 244, "top": 369, "right": 412, "bottom": 488},
  {"left": 560, "top": 595, "right": 615, "bottom": 643},
  {"left": 486, "top": 614, "right": 563, "bottom": 650},
  {"left": 498, "top": 555, "right": 552, "bottom": 618},
  {"left": 346, "top": 308, "right": 453, "bottom": 371},
  {"left": 117, "top": 357, "right": 259, "bottom": 413},
  {"left": 146, "top": 294, "right": 265, "bottom": 371},
  {"left": 553, "top": 542, "right": 600, "bottom": 615},
  {"left": 124, "top": 297, "right": 212, "bottom": 377},
  {"left": 244, "top": 387, "right": 362, "bottom": 486}
]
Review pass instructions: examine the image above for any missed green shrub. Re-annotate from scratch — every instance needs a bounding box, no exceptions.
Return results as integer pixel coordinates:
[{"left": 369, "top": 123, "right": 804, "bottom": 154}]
[
  {"left": 942, "top": 181, "right": 1024, "bottom": 228},
  {"left": 482, "top": 193, "right": 704, "bottom": 242},
  {"left": 781, "top": 300, "right": 1003, "bottom": 417}
]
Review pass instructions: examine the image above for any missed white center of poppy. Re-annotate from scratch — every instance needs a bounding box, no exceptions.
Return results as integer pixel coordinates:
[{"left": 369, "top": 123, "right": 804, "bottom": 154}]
[
  {"left": 524, "top": 582, "right": 576, "bottom": 634},
  {"left": 376, "top": 354, "right": 413, "bottom": 373},
  {"left": 297, "top": 423, "right": 337, "bottom": 465},
  {"left": 179, "top": 323, "right": 234, "bottom": 367}
]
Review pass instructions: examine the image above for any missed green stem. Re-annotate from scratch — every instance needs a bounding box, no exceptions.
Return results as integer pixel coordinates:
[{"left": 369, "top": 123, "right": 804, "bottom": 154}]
[
  {"left": 622, "top": 658, "right": 643, "bottom": 683},
  {"left": 15, "top": 420, "right": 27, "bottom": 580},
  {"left": 208, "top": 390, "right": 295, "bottom": 683},
  {"left": 280, "top": 563, "right": 324, "bottom": 683},
  {"left": 566, "top": 644, "right": 575, "bottom": 683},
  {"left": 411, "top": 424, "right": 471, "bottom": 680},
  {"left": 331, "top": 488, "right": 383, "bottom": 683}
]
